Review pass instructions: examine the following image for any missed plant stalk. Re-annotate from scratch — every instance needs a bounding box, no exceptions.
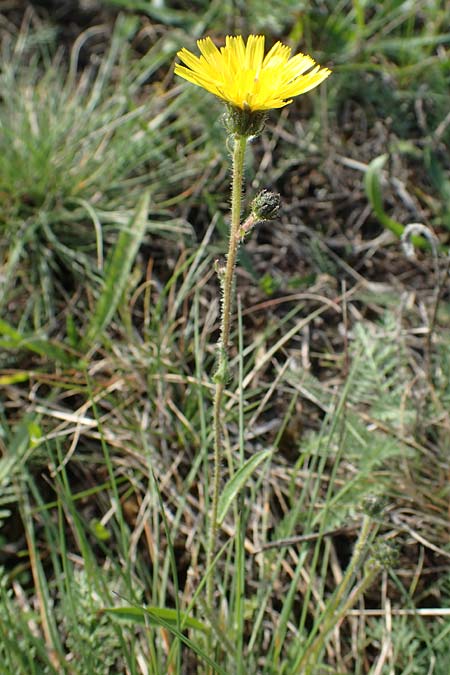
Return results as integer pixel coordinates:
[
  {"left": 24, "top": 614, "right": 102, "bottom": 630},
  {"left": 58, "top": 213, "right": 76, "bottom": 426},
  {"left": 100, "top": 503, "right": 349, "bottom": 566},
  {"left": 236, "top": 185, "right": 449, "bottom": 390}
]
[
  {"left": 297, "top": 515, "right": 374, "bottom": 673},
  {"left": 206, "top": 134, "right": 248, "bottom": 612}
]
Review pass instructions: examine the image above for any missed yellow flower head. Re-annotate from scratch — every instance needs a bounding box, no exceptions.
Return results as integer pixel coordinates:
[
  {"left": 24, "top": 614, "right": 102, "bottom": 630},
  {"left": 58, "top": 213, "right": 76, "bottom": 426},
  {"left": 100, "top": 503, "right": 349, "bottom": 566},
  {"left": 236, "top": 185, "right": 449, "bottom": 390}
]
[{"left": 175, "top": 35, "right": 331, "bottom": 112}]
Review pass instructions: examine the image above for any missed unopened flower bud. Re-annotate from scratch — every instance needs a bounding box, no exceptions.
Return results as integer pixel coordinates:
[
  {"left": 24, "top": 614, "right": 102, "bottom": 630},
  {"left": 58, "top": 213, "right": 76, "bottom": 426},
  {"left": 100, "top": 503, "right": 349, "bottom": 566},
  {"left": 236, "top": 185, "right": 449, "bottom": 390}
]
[
  {"left": 361, "top": 494, "right": 388, "bottom": 519},
  {"left": 251, "top": 190, "right": 281, "bottom": 221},
  {"left": 368, "top": 541, "right": 399, "bottom": 571}
]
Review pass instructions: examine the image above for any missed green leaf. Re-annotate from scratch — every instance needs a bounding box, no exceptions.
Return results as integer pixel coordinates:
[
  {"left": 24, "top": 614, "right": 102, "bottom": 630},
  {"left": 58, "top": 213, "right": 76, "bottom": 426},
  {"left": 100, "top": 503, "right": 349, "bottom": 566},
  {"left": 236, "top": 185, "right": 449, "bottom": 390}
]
[
  {"left": 0, "top": 371, "right": 30, "bottom": 385},
  {"left": 82, "top": 191, "right": 150, "bottom": 349},
  {"left": 0, "top": 414, "right": 42, "bottom": 486},
  {"left": 365, "top": 155, "right": 437, "bottom": 252},
  {"left": 104, "top": 605, "right": 207, "bottom": 632},
  {"left": 0, "top": 319, "right": 75, "bottom": 366},
  {"left": 105, "top": 605, "right": 227, "bottom": 673},
  {"left": 424, "top": 149, "right": 450, "bottom": 229},
  {"left": 89, "top": 518, "right": 111, "bottom": 542},
  {"left": 366, "top": 33, "right": 450, "bottom": 54},
  {"left": 217, "top": 449, "right": 272, "bottom": 525},
  {"left": 364, "top": 155, "right": 403, "bottom": 237}
]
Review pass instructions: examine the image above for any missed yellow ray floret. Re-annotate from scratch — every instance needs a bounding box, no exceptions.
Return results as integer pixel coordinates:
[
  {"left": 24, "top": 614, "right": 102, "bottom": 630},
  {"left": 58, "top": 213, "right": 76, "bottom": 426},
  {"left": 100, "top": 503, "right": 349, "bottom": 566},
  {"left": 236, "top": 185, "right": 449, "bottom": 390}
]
[{"left": 175, "top": 35, "right": 331, "bottom": 111}]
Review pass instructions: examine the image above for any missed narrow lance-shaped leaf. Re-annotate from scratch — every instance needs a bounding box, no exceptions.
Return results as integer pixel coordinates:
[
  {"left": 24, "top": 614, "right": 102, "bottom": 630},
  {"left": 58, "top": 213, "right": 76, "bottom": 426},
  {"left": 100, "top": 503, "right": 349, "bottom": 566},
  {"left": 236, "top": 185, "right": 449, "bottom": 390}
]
[
  {"left": 82, "top": 191, "right": 150, "bottom": 348},
  {"left": 103, "top": 606, "right": 208, "bottom": 632},
  {"left": 0, "top": 319, "right": 76, "bottom": 366},
  {"left": 217, "top": 449, "right": 272, "bottom": 525},
  {"left": 103, "top": 606, "right": 227, "bottom": 674}
]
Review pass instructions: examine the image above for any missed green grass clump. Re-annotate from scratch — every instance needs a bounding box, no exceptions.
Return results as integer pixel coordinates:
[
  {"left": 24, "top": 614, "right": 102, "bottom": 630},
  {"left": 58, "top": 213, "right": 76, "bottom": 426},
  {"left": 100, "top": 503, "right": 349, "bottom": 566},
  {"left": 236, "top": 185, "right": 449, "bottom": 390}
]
[{"left": 0, "top": 14, "right": 220, "bottom": 331}]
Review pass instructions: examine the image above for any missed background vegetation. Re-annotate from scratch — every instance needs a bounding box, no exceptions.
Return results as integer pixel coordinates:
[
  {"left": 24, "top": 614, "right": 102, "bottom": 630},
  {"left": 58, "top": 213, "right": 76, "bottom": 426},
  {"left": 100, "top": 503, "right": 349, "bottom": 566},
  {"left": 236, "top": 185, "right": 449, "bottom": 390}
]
[{"left": 1, "top": 0, "right": 449, "bottom": 672}]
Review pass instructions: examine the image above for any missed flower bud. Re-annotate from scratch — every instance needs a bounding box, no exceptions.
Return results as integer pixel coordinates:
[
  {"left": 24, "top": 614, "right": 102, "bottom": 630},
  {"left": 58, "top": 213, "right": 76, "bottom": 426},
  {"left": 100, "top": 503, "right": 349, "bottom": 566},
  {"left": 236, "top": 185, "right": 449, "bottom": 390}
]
[
  {"left": 368, "top": 541, "right": 399, "bottom": 571},
  {"left": 251, "top": 190, "right": 281, "bottom": 221},
  {"left": 360, "top": 493, "right": 388, "bottom": 519}
]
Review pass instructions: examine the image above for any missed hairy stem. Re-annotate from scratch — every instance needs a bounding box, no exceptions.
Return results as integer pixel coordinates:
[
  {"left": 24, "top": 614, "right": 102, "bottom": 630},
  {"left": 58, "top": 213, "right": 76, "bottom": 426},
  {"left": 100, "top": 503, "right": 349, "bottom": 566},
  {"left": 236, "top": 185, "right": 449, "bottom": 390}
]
[{"left": 206, "top": 134, "right": 247, "bottom": 612}]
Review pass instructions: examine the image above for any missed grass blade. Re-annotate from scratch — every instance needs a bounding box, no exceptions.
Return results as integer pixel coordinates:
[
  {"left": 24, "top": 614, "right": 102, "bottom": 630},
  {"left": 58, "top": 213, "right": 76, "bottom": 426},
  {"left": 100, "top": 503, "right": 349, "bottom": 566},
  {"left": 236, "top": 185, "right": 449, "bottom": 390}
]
[
  {"left": 104, "top": 607, "right": 226, "bottom": 674},
  {"left": 82, "top": 191, "right": 150, "bottom": 348},
  {"left": 103, "top": 606, "right": 208, "bottom": 632},
  {"left": 0, "top": 319, "right": 76, "bottom": 366}
]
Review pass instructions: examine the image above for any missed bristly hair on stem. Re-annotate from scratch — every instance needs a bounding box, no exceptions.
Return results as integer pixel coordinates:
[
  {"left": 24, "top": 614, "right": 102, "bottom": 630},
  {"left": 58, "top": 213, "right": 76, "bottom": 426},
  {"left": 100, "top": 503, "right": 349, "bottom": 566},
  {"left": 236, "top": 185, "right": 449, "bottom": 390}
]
[{"left": 206, "top": 133, "right": 248, "bottom": 614}]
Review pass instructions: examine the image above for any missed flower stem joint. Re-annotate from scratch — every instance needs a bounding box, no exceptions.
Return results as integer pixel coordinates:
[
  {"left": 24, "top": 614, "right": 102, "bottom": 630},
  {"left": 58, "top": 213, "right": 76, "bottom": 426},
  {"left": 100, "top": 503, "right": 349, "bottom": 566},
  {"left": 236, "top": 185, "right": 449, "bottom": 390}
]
[
  {"left": 238, "top": 191, "right": 280, "bottom": 240},
  {"left": 224, "top": 105, "right": 266, "bottom": 138}
]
